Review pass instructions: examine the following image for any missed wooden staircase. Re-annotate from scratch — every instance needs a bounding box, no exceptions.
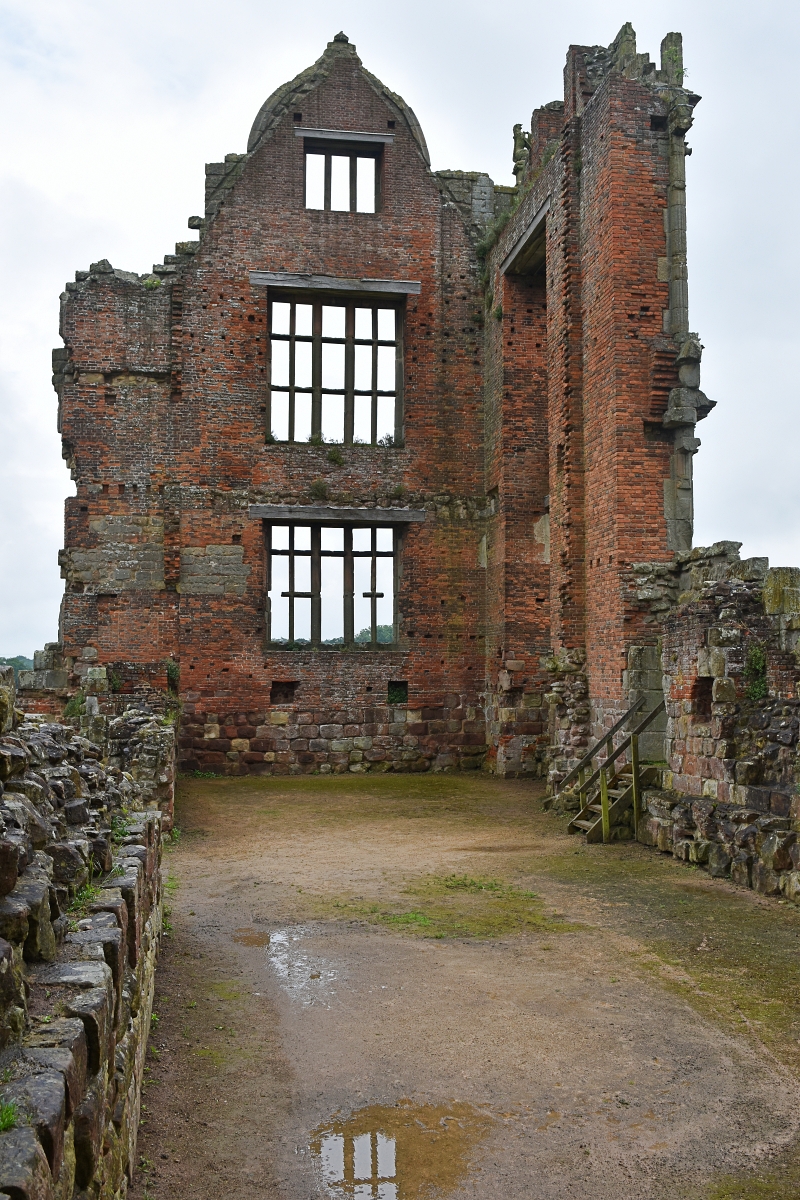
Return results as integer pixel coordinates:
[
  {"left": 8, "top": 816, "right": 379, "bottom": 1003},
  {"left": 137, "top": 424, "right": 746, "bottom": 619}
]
[
  {"left": 568, "top": 759, "right": 656, "bottom": 842},
  {"left": 554, "top": 698, "right": 665, "bottom": 844}
]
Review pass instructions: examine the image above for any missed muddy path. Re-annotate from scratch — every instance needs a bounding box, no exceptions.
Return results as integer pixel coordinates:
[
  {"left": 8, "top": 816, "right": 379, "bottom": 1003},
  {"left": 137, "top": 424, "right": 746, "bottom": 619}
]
[{"left": 129, "top": 774, "right": 800, "bottom": 1200}]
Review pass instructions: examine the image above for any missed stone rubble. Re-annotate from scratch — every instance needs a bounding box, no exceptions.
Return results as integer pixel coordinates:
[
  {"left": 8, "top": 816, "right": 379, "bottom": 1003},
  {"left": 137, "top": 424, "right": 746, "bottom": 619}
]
[{"left": 0, "top": 665, "right": 171, "bottom": 1198}]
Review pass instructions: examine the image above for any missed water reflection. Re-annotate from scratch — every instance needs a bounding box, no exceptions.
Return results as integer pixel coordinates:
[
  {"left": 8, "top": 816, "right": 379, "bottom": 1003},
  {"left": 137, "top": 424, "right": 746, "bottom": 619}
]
[
  {"left": 320, "top": 1130, "right": 397, "bottom": 1198},
  {"left": 312, "top": 1101, "right": 493, "bottom": 1198},
  {"left": 267, "top": 927, "right": 338, "bottom": 1007}
]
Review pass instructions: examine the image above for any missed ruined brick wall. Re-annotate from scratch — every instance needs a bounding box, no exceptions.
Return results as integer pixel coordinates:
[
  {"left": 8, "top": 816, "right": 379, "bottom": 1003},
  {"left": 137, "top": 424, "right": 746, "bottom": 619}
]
[
  {"left": 633, "top": 564, "right": 800, "bottom": 900},
  {"left": 479, "top": 25, "right": 705, "bottom": 777},
  {"left": 48, "top": 25, "right": 714, "bottom": 779}
]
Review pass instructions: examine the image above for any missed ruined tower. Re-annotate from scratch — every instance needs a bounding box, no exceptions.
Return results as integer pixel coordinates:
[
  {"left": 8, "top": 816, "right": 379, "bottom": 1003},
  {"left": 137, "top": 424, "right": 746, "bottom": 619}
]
[{"left": 50, "top": 25, "right": 711, "bottom": 778}]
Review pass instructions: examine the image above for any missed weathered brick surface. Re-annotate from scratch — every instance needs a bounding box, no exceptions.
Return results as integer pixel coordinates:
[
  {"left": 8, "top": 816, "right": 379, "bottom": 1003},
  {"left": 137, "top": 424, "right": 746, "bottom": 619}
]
[{"left": 47, "top": 26, "right": 712, "bottom": 777}]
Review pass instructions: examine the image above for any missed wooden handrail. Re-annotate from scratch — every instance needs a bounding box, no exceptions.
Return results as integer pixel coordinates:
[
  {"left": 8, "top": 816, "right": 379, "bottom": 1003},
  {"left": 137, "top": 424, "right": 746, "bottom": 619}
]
[
  {"left": 556, "top": 695, "right": 646, "bottom": 793},
  {"left": 577, "top": 700, "right": 666, "bottom": 798}
]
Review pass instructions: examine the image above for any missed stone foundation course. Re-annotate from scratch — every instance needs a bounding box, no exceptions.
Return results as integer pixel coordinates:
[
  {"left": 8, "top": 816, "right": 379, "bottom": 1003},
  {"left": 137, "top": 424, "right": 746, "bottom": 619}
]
[
  {"left": 178, "top": 697, "right": 487, "bottom": 776},
  {"left": 0, "top": 667, "right": 170, "bottom": 1198}
]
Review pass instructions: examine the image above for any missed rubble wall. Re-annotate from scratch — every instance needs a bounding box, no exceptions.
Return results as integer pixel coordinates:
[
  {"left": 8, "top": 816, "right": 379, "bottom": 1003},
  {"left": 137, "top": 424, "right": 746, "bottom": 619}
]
[
  {"left": 638, "top": 564, "right": 800, "bottom": 899},
  {"left": 0, "top": 667, "right": 172, "bottom": 1197}
]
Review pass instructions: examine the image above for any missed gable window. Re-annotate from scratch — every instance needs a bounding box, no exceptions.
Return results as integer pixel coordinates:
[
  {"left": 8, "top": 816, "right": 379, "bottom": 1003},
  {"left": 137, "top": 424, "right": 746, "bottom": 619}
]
[
  {"left": 267, "top": 523, "right": 396, "bottom": 647},
  {"left": 269, "top": 297, "right": 399, "bottom": 445},
  {"left": 305, "top": 147, "right": 379, "bottom": 212}
]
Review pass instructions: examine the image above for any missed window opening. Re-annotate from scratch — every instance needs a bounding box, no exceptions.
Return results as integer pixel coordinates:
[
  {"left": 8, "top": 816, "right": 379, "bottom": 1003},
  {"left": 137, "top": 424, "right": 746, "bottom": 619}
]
[
  {"left": 267, "top": 524, "right": 395, "bottom": 647},
  {"left": 269, "top": 298, "right": 399, "bottom": 444},
  {"left": 691, "top": 675, "right": 713, "bottom": 717},
  {"left": 387, "top": 680, "right": 408, "bottom": 704},
  {"left": 305, "top": 147, "right": 378, "bottom": 213},
  {"left": 270, "top": 680, "right": 297, "bottom": 704}
]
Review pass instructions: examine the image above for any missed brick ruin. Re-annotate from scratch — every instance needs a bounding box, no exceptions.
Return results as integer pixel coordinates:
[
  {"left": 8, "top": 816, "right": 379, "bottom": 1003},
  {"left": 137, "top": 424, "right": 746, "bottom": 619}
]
[
  {"left": 31, "top": 22, "right": 724, "bottom": 782},
  {"left": 3, "top": 22, "right": 800, "bottom": 1190}
]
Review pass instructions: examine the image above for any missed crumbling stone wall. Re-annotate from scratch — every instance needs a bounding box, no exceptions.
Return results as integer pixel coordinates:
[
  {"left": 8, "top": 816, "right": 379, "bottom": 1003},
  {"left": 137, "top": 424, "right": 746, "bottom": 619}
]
[
  {"left": 634, "top": 562, "right": 800, "bottom": 898},
  {"left": 0, "top": 671, "right": 171, "bottom": 1197}
]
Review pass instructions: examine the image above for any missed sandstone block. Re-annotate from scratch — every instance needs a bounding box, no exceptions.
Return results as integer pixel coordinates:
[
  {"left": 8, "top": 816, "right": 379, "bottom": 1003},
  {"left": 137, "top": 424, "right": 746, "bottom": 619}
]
[
  {"left": 731, "top": 853, "right": 753, "bottom": 889},
  {"left": 780, "top": 871, "right": 800, "bottom": 904},
  {"left": 0, "top": 1124, "right": 53, "bottom": 1200},
  {"left": 707, "top": 844, "right": 732, "bottom": 877},
  {"left": 2, "top": 1071, "right": 66, "bottom": 1179},
  {"left": 44, "top": 845, "right": 88, "bottom": 888},
  {"left": 25, "top": 1018, "right": 88, "bottom": 1117},
  {"left": 752, "top": 860, "right": 782, "bottom": 896},
  {"left": 712, "top": 677, "right": 736, "bottom": 703},
  {"left": 73, "top": 1073, "right": 105, "bottom": 1188},
  {"left": 320, "top": 724, "right": 343, "bottom": 739},
  {"left": 0, "top": 843, "right": 18, "bottom": 896}
]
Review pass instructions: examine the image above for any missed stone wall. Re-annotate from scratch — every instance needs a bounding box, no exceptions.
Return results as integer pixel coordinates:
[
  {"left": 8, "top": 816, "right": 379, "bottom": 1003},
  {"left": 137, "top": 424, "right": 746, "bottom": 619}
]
[
  {"left": 0, "top": 671, "right": 172, "bottom": 1197},
  {"left": 178, "top": 690, "right": 486, "bottom": 775},
  {"left": 635, "top": 563, "right": 800, "bottom": 898}
]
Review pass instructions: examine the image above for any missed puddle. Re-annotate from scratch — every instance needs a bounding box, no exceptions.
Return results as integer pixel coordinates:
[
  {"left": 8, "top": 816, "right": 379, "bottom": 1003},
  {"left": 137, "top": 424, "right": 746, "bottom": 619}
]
[
  {"left": 310, "top": 1101, "right": 494, "bottom": 1198},
  {"left": 267, "top": 927, "right": 338, "bottom": 1007},
  {"left": 232, "top": 927, "right": 271, "bottom": 947}
]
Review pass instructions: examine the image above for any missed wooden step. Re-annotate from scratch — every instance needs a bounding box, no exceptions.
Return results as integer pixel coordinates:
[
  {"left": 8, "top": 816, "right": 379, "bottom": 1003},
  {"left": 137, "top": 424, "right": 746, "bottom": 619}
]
[{"left": 570, "top": 819, "right": 595, "bottom": 831}]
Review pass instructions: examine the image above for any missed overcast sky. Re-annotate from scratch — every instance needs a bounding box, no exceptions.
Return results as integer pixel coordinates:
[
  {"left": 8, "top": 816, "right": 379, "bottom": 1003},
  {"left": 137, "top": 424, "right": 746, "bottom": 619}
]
[{"left": 1, "top": 0, "right": 798, "bottom": 657}]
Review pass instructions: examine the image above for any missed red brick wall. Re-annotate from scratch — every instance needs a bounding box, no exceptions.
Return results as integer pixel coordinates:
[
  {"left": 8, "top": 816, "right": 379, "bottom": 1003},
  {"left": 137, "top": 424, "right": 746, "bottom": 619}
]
[{"left": 53, "top": 30, "right": 702, "bottom": 778}]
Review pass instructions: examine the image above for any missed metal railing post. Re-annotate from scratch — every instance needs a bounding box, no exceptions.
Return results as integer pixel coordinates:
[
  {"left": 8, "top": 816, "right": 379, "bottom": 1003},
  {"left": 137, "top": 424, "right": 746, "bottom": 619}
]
[
  {"left": 600, "top": 768, "right": 610, "bottom": 844},
  {"left": 631, "top": 733, "right": 641, "bottom": 840}
]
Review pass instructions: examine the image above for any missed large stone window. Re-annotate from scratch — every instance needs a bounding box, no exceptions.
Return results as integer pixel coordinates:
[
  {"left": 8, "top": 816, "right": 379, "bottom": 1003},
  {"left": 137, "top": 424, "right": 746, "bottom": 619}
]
[
  {"left": 268, "top": 298, "right": 400, "bottom": 445},
  {"left": 267, "top": 523, "right": 396, "bottom": 647}
]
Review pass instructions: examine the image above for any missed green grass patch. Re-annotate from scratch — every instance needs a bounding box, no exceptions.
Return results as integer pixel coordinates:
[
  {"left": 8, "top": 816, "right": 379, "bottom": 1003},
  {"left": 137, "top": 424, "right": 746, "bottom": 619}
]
[
  {"left": 69, "top": 880, "right": 102, "bottom": 916},
  {"left": 0, "top": 1101, "right": 17, "bottom": 1131},
  {"left": 307, "top": 872, "right": 579, "bottom": 940},
  {"left": 541, "top": 840, "right": 800, "bottom": 1074},
  {"left": 110, "top": 812, "right": 131, "bottom": 843}
]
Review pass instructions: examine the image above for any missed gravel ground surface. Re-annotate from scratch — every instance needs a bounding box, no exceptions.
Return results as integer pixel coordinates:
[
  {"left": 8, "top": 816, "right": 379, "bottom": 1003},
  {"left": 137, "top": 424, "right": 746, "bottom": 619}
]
[{"left": 128, "top": 774, "right": 800, "bottom": 1200}]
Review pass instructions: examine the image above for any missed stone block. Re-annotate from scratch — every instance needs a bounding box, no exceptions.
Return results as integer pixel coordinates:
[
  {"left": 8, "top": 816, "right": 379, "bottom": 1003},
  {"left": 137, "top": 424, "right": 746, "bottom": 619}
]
[
  {"left": 0, "top": 1125, "right": 53, "bottom": 1200},
  {"left": 780, "top": 870, "right": 800, "bottom": 904},
  {"left": 0, "top": 843, "right": 18, "bottom": 897},
  {"left": 319, "top": 724, "right": 343, "bottom": 739},
  {"left": 73, "top": 1073, "right": 105, "bottom": 1188},
  {"left": 24, "top": 1018, "right": 88, "bottom": 1118},
  {"left": 760, "top": 831, "right": 795, "bottom": 872},
  {"left": 731, "top": 853, "right": 753, "bottom": 889},
  {"left": 673, "top": 838, "right": 692, "bottom": 862},
  {"left": 712, "top": 678, "right": 736, "bottom": 703},
  {"left": 707, "top": 844, "right": 731, "bottom": 877},
  {"left": 44, "top": 845, "right": 88, "bottom": 889},
  {"left": 13, "top": 875, "right": 56, "bottom": 963},
  {"left": 763, "top": 567, "right": 800, "bottom": 615},
  {"left": 688, "top": 839, "right": 710, "bottom": 864},
  {"left": 2, "top": 1070, "right": 67, "bottom": 1178},
  {"left": 752, "top": 859, "right": 782, "bottom": 896}
]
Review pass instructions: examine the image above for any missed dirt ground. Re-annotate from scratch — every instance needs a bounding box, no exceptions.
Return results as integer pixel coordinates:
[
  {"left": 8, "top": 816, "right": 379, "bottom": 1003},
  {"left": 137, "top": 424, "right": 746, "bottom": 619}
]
[{"left": 128, "top": 774, "right": 800, "bottom": 1200}]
